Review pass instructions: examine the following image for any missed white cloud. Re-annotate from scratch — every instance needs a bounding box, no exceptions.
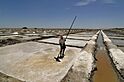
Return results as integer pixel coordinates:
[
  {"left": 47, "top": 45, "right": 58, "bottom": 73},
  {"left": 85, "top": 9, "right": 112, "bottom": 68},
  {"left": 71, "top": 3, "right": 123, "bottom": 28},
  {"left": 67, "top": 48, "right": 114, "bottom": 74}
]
[
  {"left": 102, "top": 0, "right": 115, "bottom": 4},
  {"left": 74, "top": 0, "right": 96, "bottom": 6},
  {"left": 74, "top": 0, "right": 115, "bottom": 7}
]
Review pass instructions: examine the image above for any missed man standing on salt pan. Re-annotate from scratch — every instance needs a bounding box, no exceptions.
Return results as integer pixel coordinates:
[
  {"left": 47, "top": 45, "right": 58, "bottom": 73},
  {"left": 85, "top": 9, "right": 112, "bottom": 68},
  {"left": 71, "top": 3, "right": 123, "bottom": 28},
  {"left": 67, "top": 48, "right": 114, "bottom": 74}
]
[
  {"left": 54, "top": 35, "right": 66, "bottom": 62},
  {"left": 58, "top": 35, "right": 66, "bottom": 58},
  {"left": 54, "top": 16, "right": 77, "bottom": 62}
]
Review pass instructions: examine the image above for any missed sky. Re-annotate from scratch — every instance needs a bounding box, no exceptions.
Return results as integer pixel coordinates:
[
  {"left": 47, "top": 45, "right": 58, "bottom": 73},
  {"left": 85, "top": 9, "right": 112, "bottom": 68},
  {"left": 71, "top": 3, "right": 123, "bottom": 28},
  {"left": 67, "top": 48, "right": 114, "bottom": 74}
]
[{"left": 0, "top": 0, "right": 124, "bottom": 28}]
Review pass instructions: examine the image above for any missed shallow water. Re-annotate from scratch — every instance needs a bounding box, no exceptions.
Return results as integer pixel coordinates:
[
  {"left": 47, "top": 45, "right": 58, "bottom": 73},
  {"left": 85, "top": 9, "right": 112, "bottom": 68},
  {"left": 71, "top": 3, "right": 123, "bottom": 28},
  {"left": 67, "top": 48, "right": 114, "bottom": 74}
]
[
  {"left": 111, "top": 39, "right": 124, "bottom": 46},
  {"left": 93, "top": 32, "right": 119, "bottom": 82}
]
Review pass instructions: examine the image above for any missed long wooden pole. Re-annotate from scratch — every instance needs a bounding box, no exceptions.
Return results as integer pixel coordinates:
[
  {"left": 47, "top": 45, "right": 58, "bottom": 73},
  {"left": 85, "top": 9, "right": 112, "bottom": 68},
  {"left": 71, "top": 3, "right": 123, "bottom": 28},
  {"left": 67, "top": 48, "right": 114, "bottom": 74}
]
[{"left": 65, "top": 16, "right": 77, "bottom": 39}]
